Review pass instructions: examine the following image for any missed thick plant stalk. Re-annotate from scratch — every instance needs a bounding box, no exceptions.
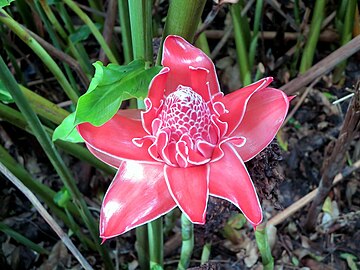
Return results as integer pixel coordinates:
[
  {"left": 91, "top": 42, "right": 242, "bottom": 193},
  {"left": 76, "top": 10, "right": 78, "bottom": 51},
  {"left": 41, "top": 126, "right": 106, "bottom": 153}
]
[
  {"left": 63, "top": 0, "right": 118, "bottom": 64},
  {"left": 157, "top": 0, "right": 207, "bottom": 64},
  {"left": 178, "top": 214, "right": 194, "bottom": 270},
  {"left": 118, "top": 0, "right": 133, "bottom": 63},
  {"left": 127, "top": 1, "right": 154, "bottom": 268},
  {"left": 0, "top": 103, "right": 115, "bottom": 175},
  {"left": 0, "top": 56, "right": 114, "bottom": 270},
  {"left": 147, "top": 218, "right": 163, "bottom": 269},
  {"left": 0, "top": 162, "right": 94, "bottom": 270},
  {"left": 230, "top": 2, "right": 252, "bottom": 86},
  {"left": 0, "top": 10, "right": 79, "bottom": 103},
  {"left": 299, "top": 0, "right": 327, "bottom": 73}
]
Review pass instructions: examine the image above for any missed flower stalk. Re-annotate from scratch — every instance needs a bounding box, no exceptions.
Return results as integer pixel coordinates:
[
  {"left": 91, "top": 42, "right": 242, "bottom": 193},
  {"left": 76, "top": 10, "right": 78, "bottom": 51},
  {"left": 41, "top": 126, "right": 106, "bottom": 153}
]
[{"left": 178, "top": 214, "right": 194, "bottom": 270}]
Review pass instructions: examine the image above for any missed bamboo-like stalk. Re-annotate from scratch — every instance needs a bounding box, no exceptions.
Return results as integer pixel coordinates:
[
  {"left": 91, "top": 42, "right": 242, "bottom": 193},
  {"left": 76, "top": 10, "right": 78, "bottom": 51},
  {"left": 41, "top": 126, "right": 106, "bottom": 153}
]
[
  {"left": 178, "top": 214, "right": 194, "bottom": 270},
  {"left": 148, "top": 218, "right": 163, "bottom": 269},
  {"left": 118, "top": 0, "right": 133, "bottom": 63},
  {"left": 230, "top": 2, "right": 252, "bottom": 86},
  {"left": 63, "top": 0, "right": 118, "bottom": 64},
  {"left": 299, "top": 0, "right": 327, "bottom": 73},
  {"left": 127, "top": 1, "right": 154, "bottom": 267},
  {"left": 0, "top": 10, "right": 79, "bottom": 103},
  {"left": 0, "top": 103, "right": 115, "bottom": 175},
  {"left": 0, "top": 56, "right": 114, "bottom": 269}
]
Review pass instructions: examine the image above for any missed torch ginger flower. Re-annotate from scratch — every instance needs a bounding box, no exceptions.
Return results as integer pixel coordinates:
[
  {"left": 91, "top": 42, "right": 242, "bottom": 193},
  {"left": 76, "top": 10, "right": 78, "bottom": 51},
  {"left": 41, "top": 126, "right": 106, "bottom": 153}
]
[{"left": 77, "top": 35, "right": 291, "bottom": 240}]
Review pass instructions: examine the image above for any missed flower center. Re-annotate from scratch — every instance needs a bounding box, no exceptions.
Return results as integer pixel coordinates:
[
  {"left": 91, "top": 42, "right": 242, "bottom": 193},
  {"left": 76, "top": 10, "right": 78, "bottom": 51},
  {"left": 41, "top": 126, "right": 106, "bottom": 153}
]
[{"left": 157, "top": 86, "right": 212, "bottom": 142}]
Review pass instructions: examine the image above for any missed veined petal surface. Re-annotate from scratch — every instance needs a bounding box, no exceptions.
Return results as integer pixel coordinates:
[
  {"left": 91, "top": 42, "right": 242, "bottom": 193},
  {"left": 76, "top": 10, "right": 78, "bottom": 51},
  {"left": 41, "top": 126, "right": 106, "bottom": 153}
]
[
  {"left": 100, "top": 161, "right": 176, "bottom": 239},
  {"left": 232, "top": 88, "right": 290, "bottom": 162},
  {"left": 164, "top": 164, "right": 210, "bottom": 224},
  {"left": 209, "top": 143, "right": 262, "bottom": 226}
]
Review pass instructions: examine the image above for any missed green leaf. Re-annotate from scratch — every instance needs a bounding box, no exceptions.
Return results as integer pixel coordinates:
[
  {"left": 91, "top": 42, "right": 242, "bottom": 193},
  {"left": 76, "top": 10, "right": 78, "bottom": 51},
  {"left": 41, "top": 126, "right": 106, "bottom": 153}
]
[
  {"left": 69, "top": 23, "right": 102, "bottom": 44},
  {"left": 74, "top": 60, "right": 162, "bottom": 126},
  {"left": 0, "top": 0, "right": 14, "bottom": 8},
  {"left": 0, "top": 79, "right": 14, "bottom": 103},
  {"left": 54, "top": 188, "right": 72, "bottom": 208},
  {"left": 52, "top": 112, "right": 84, "bottom": 143}
]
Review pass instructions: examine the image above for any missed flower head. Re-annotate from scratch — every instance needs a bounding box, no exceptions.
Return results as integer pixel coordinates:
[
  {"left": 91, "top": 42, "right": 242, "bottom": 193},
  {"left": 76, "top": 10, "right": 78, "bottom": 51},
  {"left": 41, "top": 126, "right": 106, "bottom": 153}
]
[{"left": 77, "top": 35, "right": 291, "bottom": 240}]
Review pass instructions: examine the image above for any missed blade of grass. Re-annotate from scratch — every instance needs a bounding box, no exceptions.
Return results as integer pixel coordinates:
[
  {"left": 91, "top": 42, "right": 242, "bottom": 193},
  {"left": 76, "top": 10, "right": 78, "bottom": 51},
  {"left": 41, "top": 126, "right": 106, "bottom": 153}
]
[
  {"left": 0, "top": 222, "right": 49, "bottom": 255},
  {"left": 63, "top": 0, "right": 118, "bottom": 64},
  {"left": 118, "top": 0, "right": 133, "bottom": 63},
  {"left": 0, "top": 56, "right": 114, "bottom": 269},
  {"left": 230, "top": 2, "right": 252, "bottom": 86},
  {"left": 255, "top": 224, "right": 274, "bottom": 270},
  {"left": 0, "top": 10, "right": 79, "bottom": 103},
  {"left": 0, "top": 103, "right": 115, "bottom": 175},
  {"left": 0, "top": 162, "right": 94, "bottom": 270},
  {"left": 299, "top": 0, "right": 327, "bottom": 73}
]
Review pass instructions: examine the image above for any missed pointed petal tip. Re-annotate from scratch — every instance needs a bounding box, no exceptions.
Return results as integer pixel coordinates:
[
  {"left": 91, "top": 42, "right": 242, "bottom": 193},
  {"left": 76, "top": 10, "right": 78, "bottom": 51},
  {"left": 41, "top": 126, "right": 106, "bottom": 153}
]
[{"left": 288, "top": 95, "right": 296, "bottom": 102}]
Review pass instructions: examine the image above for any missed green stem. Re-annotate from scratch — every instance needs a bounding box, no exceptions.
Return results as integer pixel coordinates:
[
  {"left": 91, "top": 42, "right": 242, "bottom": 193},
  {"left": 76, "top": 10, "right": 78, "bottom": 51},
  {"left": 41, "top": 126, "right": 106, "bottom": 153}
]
[
  {"left": 255, "top": 225, "right": 274, "bottom": 270},
  {"left": 200, "top": 243, "right": 211, "bottom": 265},
  {"left": 178, "top": 214, "right": 194, "bottom": 270},
  {"left": 333, "top": 0, "right": 356, "bottom": 81},
  {"left": 33, "top": 0, "right": 79, "bottom": 94},
  {"left": 118, "top": 0, "right": 133, "bottom": 63},
  {"left": 230, "top": 2, "right": 252, "bottom": 86},
  {"left": 0, "top": 146, "right": 96, "bottom": 250},
  {"left": 128, "top": 0, "right": 153, "bottom": 62},
  {"left": 148, "top": 218, "right": 163, "bottom": 269},
  {"left": 0, "top": 56, "right": 114, "bottom": 270},
  {"left": 0, "top": 222, "right": 49, "bottom": 255},
  {"left": 127, "top": 1, "right": 155, "bottom": 268},
  {"left": 63, "top": 0, "right": 118, "bottom": 64},
  {"left": 249, "top": 0, "right": 263, "bottom": 67},
  {"left": 195, "top": 22, "right": 210, "bottom": 56},
  {"left": 299, "top": 0, "right": 326, "bottom": 73},
  {"left": 136, "top": 226, "right": 150, "bottom": 270},
  {"left": 0, "top": 103, "right": 115, "bottom": 175},
  {"left": 157, "top": 0, "right": 206, "bottom": 65},
  {"left": 0, "top": 10, "right": 79, "bottom": 103}
]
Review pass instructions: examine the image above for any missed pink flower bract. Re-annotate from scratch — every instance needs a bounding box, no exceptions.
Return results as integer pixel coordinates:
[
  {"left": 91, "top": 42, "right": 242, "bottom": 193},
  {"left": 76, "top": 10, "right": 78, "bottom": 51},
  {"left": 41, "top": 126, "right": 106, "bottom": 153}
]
[{"left": 77, "top": 35, "right": 291, "bottom": 240}]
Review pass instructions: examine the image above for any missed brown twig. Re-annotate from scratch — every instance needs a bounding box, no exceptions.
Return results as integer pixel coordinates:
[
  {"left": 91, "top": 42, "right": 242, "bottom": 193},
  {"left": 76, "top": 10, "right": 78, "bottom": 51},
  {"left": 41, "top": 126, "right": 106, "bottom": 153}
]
[
  {"left": 267, "top": 159, "right": 360, "bottom": 227},
  {"left": 99, "top": 0, "right": 117, "bottom": 64},
  {"left": 28, "top": 30, "right": 90, "bottom": 88},
  {"left": 281, "top": 35, "right": 360, "bottom": 95},
  {"left": 0, "top": 162, "right": 94, "bottom": 270},
  {"left": 304, "top": 81, "right": 360, "bottom": 230}
]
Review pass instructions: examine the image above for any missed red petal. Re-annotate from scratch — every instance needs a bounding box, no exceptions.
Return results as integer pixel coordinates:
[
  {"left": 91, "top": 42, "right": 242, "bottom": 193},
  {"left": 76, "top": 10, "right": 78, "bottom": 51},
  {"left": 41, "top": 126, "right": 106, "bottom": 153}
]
[
  {"left": 100, "top": 161, "right": 176, "bottom": 239},
  {"left": 147, "top": 67, "right": 169, "bottom": 108},
  {"left": 162, "top": 35, "right": 220, "bottom": 97},
  {"left": 164, "top": 164, "right": 209, "bottom": 224},
  {"left": 209, "top": 143, "right": 262, "bottom": 225},
  {"left": 220, "top": 77, "right": 273, "bottom": 135},
  {"left": 233, "top": 88, "right": 289, "bottom": 162},
  {"left": 78, "top": 110, "right": 156, "bottom": 165}
]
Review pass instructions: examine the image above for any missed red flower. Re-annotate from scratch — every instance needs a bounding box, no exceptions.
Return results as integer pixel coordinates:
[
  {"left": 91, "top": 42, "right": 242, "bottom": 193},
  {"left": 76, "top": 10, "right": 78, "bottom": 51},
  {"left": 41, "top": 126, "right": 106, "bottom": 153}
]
[{"left": 77, "top": 35, "right": 291, "bottom": 240}]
